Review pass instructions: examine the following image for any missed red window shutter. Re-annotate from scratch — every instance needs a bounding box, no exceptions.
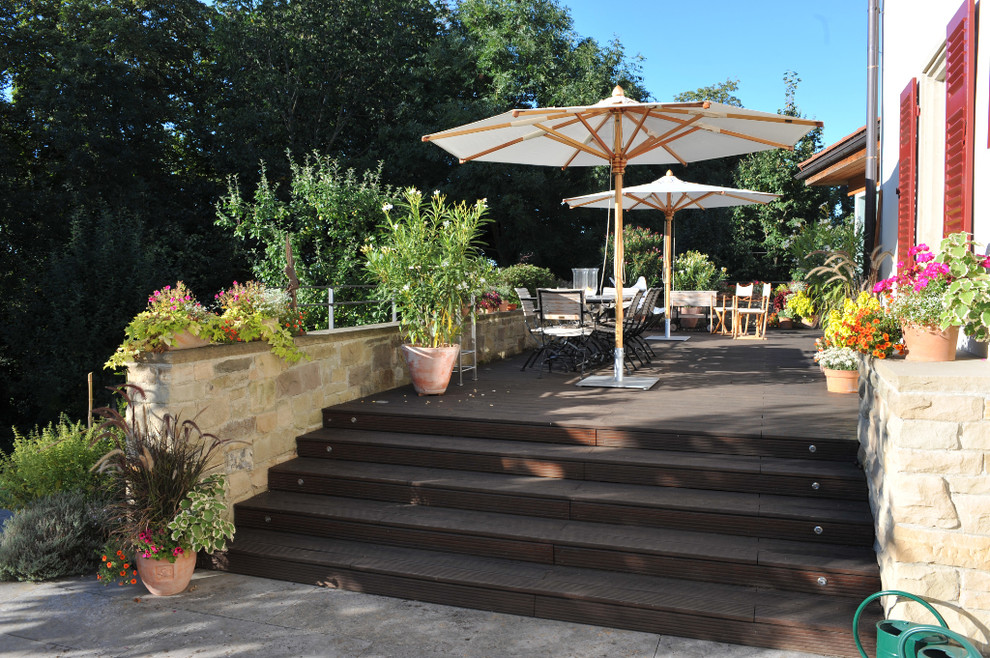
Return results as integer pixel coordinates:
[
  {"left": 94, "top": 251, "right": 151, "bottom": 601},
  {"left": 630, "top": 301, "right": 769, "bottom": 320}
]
[
  {"left": 943, "top": 0, "right": 975, "bottom": 236},
  {"left": 897, "top": 78, "right": 918, "bottom": 265}
]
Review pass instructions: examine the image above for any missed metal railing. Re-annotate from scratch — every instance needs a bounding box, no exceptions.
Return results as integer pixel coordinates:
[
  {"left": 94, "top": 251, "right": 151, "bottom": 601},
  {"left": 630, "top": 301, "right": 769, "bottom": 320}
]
[{"left": 296, "top": 285, "right": 395, "bottom": 330}]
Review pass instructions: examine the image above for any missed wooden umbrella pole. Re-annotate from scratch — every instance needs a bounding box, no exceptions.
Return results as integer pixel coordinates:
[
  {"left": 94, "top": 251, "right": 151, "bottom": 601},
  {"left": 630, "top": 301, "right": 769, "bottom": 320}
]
[
  {"left": 664, "top": 210, "right": 674, "bottom": 323},
  {"left": 613, "top": 164, "right": 625, "bottom": 353}
]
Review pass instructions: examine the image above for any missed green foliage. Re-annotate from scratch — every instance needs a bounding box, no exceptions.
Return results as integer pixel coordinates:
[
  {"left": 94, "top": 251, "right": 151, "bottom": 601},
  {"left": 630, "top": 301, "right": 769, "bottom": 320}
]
[
  {"left": 364, "top": 188, "right": 494, "bottom": 347},
  {"left": 622, "top": 227, "right": 665, "bottom": 287},
  {"left": 0, "top": 491, "right": 111, "bottom": 582},
  {"left": 214, "top": 281, "right": 307, "bottom": 364},
  {"left": 169, "top": 474, "right": 236, "bottom": 554},
  {"left": 0, "top": 415, "right": 114, "bottom": 510},
  {"left": 672, "top": 251, "right": 727, "bottom": 291},
  {"left": 785, "top": 290, "right": 816, "bottom": 320},
  {"left": 216, "top": 154, "right": 397, "bottom": 329},
  {"left": 938, "top": 232, "right": 990, "bottom": 341},
  {"left": 495, "top": 264, "right": 559, "bottom": 301}
]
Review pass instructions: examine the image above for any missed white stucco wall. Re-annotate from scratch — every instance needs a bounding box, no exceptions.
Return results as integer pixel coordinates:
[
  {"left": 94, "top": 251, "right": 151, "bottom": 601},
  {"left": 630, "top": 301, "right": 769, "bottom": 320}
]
[{"left": 879, "top": 0, "right": 987, "bottom": 264}]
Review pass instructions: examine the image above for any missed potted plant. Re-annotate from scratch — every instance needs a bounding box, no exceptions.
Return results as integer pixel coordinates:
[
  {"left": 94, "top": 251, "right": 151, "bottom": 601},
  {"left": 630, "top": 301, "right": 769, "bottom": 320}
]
[
  {"left": 784, "top": 284, "right": 817, "bottom": 327},
  {"left": 93, "top": 385, "right": 237, "bottom": 595},
  {"left": 817, "top": 291, "right": 903, "bottom": 360},
  {"left": 872, "top": 233, "right": 989, "bottom": 361},
  {"left": 777, "top": 307, "right": 794, "bottom": 330},
  {"left": 364, "top": 188, "right": 492, "bottom": 395},
  {"left": 814, "top": 346, "right": 861, "bottom": 394},
  {"left": 214, "top": 280, "right": 306, "bottom": 363},
  {"left": 937, "top": 231, "right": 990, "bottom": 343},
  {"left": 105, "top": 282, "right": 221, "bottom": 370},
  {"left": 671, "top": 251, "right": 726, "bottom": 328},
  {"left": 477, "top": 290, "right": 502, "bottom": 314}
]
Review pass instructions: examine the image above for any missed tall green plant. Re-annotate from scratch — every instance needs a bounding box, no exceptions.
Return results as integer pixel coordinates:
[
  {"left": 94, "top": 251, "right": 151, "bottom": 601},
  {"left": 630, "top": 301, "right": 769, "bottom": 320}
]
[
  {"left": 672, "top": 251, "right": 726, "bottom": 291},
  {"left": 364, "top": 188, "right": 493, "bottom": 347}
]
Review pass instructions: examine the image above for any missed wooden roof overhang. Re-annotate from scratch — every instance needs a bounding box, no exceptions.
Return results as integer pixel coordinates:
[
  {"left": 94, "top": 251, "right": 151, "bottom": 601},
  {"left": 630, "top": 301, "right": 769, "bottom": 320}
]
[{"left": 795, "top": 123, "right": 877, "bottom": 195}]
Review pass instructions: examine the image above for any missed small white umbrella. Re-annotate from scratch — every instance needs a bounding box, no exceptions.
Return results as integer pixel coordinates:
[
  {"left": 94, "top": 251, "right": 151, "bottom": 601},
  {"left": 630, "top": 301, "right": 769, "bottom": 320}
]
[
  {"left": 563, "top": 170, "right": 780, "bottom": 339},
  {"left": 423, "top": 87, "right": 819, "bottom": 388}
]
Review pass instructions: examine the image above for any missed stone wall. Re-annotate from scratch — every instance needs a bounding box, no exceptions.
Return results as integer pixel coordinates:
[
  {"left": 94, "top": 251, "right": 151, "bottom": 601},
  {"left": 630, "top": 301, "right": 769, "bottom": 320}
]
[
  {"left": 860, "top": 356, "right": 990, "bottom": 649},
  {"left": 125, "top": 312, "right": 533, "bottom": 508}
]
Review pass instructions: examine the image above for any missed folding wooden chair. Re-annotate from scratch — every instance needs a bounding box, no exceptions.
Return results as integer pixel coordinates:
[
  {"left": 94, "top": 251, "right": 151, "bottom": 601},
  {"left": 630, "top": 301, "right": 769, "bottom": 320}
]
[{"left": 732, "top": 283, "right": 771, "bottom": 340}]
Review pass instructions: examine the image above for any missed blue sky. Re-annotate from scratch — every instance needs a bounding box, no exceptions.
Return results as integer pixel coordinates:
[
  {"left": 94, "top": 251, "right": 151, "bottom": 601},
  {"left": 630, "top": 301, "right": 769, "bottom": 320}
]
[{"left": 563, "top": 0, "right": 867, "bottom": 147}]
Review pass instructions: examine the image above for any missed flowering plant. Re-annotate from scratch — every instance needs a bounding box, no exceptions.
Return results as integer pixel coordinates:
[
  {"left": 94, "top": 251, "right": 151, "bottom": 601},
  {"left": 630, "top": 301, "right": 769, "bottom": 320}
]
[
  {"left": 96, "top": 543, "right": 139, "bottom": 587},
  {"left": 817, "top": 292, "right": 902, "bottom": 359},
  {"left": 476, "top": 290, "right": 501, "bottom": 312},
  {"left": 814, "top": 346, "right": 860, "bottom": 371},
  {"left": 671, "top": 250, "right": 726, "bottom": 291},
  {"left": 364, "top": 188, "right": 493, "bottom": 347},
  {"left": 874, "top": 242, "right": 953, "bottom": 329},
  {"left": 105, "top": 282, "right": 221, "bottom": 369},
  {"left": 92, "top": 386, "right": 238, "bottom": 585},
  {"left": 784, "top": 285, "right": 816, "bottom": 321},
  {"left": 214, "top": 280, "right": 306, "bottom": 363}
]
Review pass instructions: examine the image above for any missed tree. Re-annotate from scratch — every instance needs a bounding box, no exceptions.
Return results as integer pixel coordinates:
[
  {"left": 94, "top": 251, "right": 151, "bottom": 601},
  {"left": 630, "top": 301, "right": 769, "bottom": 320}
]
[{"left": 730, "top": 72, "right": 851, "bottom": 280}]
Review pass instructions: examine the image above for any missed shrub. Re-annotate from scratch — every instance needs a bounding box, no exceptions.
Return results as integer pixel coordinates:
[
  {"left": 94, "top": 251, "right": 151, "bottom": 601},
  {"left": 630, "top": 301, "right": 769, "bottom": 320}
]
[
  {"left": 672, "top": 251, "right": 726, "bottom": 291},
  {"left": 0, "top": 491, "right": 111, "bottom": 582},
  {"left": 494, "top": 264, "right": 558, "bottom": 302},
  {"left": 0, "top": 415, "right": 114, "bottom": 510}
]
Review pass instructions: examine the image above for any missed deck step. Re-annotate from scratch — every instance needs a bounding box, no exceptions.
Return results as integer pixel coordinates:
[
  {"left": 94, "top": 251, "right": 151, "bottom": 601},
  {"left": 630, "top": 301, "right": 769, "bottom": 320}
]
[
  {"left": 297, "top": 427, "right": 867, "bottom": 499},
  {"left": 224, "top": 528, "right": 880, "bottom": 658},
  {"left": 237, "top": 485, "right": 879, "bottom": 596},
  {"left": 322, "top": 410, "right": 860, "bottom": 460},
  {"left": 266, "top": 458, "right": 875, "bottom": 546}
]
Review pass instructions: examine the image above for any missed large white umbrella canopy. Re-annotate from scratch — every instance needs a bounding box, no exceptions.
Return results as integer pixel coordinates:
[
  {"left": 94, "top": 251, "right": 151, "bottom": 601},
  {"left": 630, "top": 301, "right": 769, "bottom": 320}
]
[
  {"left": 422, "top": 87, "right": 820, "bottom": 386},
  {"left": 562, "top": 170, "right": 780, "bottom": 337}
]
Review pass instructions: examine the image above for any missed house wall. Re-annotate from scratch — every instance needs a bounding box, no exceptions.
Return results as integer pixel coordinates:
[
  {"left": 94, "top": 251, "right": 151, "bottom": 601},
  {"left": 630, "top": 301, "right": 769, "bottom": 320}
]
[
  {"left": 860, "top": 355, "right": 990, "bottom": 650},
  {"left": 123, "top": 312, "right": 533, "bottom": 508},
  {"left": 879, "top": 0, "right": 988, "bottom": 258}
]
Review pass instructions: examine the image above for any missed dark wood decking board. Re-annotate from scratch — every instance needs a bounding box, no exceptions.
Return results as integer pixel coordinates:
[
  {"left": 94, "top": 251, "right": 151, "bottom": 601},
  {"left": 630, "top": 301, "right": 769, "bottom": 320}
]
[
  {"left": 297, "top": 428, "right": 866, "bottom": 499},
  {"left": 327, "top": 333, "right": 858, "bottom": 443},
  {"left": 227, "top": 529, "right": 879, "bottom": 657}
]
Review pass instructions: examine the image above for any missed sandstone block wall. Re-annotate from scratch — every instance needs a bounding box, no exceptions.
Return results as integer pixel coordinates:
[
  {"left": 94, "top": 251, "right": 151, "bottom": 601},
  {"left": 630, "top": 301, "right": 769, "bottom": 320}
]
[
  {"left": 860, "top": 357, "right": 990, "bottom": 649},
  {"left": 125, "top": 312, "right": 533, "bottom": 508}
]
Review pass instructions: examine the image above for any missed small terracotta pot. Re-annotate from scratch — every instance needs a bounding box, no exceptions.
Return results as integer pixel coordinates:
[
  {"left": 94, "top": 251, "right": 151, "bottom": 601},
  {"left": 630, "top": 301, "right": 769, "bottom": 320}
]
[
  {"left": 901, "top": 324, "right": 959, "bottom": 362},
  {"left": 823, "top": 368, "right": 859, "bottom": 394},
  {"left": 171, "top": 330, "right": 211, "bottom": 350},
  {"left": 136, "top": 549, "right": 196, "bottom": 596},
  {"left": 401, "top": 344, "right": 460, "bottom": 395},
  {"left": 778, "top": 318, "right": 793, "bottom": 329}
]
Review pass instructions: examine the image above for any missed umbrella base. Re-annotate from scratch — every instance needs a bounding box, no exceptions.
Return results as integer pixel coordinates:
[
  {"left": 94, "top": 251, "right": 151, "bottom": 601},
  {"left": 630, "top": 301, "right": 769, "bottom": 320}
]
[
  {"left": 648, "top": 335, "right": 690, "bottom": 342},
  {"left": 576, "top": 374, "right": 659, "bottom": 390}
]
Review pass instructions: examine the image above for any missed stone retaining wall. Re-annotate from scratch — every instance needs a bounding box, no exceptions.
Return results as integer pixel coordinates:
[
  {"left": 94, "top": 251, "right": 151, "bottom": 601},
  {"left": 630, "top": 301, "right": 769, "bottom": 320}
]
[
  {"left": 860, "top": 356, "right": 990, "bottom": 648},
  {"left": 125, "top": 311, "right": 533, "bottom": 508}
]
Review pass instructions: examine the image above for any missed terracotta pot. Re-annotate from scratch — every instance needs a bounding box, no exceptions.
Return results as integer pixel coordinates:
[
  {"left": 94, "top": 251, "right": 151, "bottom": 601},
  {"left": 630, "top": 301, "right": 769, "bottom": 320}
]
[
  {"left": 171, "top": 330, "right": 211, "bottom": 350},
  {"left": 401, "top": 344, "right": 460, "bottom": 395},
  {"left": 778, "top": 318, "right": 793, "bottom": 330},
  {"left": 136, "top": 549, "right": 196, "bottom": 596},
  {"left": 823, "top": 368, "right": 859, "bottom": 394},
  {"left": 901, "top": 324, "right": 960, "bottom": 362},
  {"left": 498, "top": 302, "right": 518, "bottom": 312}
]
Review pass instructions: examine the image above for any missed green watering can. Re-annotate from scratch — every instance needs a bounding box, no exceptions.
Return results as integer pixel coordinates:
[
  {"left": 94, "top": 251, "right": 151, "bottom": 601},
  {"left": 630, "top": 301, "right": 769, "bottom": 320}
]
[
  {"left": 854, "top": 590, "right": 950, "bottom": 658},
  {"left": 897, "top": 626, "right": 983, "bottom": 658}
]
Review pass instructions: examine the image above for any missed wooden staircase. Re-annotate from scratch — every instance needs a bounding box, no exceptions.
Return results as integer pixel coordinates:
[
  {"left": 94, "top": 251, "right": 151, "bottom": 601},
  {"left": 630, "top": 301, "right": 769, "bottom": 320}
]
[{"left": 223, "top": 409, "right": 880, "bottom": 657}]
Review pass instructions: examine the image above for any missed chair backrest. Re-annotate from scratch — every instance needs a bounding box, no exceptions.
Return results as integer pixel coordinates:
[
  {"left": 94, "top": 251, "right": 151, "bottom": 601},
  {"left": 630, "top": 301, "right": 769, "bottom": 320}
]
[
  {"left": 735, "top": 283, "right": 754, "bottom": 298},
  {"left": 514, "top": 287, "right": 533, "bottom": 301},
  {"left": 538, "top": 288, "right": 586, "bottom": 325}
]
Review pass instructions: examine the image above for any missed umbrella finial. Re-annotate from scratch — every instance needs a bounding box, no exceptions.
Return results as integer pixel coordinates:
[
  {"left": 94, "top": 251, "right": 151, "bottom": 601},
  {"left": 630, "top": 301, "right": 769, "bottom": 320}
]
[
  {"left": 665, "top": 170, "right": 673, "bottom": 177},
  {"left": 612, "top": 85, "right": 625, "bottom": 98}
]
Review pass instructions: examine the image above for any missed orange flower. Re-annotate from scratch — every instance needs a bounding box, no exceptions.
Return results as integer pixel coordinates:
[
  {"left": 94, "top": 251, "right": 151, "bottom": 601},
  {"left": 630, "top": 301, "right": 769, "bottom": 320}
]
[
  {"left": 130, "top": 578, "right": 137, "bottom": 584},
  {"left": 120, "top": 570, "right": 126, "bottom": 577},
  {"left": 102, "top": 555, "right": 107, "bottom": 562},
  {"left": 123, "top": 563, "right": 130, "bottom": 569}
]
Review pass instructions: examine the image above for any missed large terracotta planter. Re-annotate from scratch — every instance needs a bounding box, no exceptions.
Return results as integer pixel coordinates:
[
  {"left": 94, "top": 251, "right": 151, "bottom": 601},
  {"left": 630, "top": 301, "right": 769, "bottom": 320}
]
[
  {"left": 401, "top": 344, "right": 461, "bottom": 395},
  {"left": 136, "top": 549, "right": 196, "bottom": 596},
  {"left": 823, "top": 368, "right": 859, "bottom": 394},
  {"left": 901, "top": 324, "right": 960, "bottom": 362}
]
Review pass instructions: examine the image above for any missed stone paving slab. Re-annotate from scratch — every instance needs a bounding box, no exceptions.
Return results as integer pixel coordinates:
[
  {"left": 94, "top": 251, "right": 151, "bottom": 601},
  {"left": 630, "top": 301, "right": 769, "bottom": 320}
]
[{"left": 0, "top": 571, "right": 835, "bottom": 657}]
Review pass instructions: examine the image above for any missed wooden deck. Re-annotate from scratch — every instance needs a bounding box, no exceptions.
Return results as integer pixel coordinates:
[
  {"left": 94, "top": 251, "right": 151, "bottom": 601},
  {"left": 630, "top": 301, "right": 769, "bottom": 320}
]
[
  {"left": 336, "top": 330, "right": 858, "bottom": 442},
  {"left": 222, "top": 329, "right": 878, "bottom": 657}
]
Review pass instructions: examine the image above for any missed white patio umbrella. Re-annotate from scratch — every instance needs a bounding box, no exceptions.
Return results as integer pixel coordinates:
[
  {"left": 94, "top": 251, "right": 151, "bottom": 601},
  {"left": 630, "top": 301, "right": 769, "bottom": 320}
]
[
  {"left": 562, "top": 170, "right": 780, "bottom": 340},
  {"left": 422, "top": 86, "right": 819, "bottom": 388}
]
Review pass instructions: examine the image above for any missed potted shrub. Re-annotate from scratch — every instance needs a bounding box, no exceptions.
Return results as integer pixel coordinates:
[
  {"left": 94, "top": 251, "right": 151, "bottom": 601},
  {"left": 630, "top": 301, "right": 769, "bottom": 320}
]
[
  {"left": 784, "top": 284, "right": 817, "bottom": 327},
  {"left": 104, "top": 282, "right": 221, "bottom": 369},
  {"left": 92, "top": 386, "right": 237, "bottom": 595},
  {"left": 476, "top": 290, "right": 502, "bottom": 314},
  {"left": 814, "top": 346, "right": 861, "bottom": 394},
  {"left": 364, "top": 188, "right": 492, "bottom": 395},
  {"left": 671, "top": 251, "right": 726, "bottom": 328},
  {"left": 873, "top": 233, "right": 989, "bottom": 361},
  {"left": 777, "top": 307, "right": 794, "bottom": 330},
  {"left": 817, "top": 291, "right": 903, "bottom": 360}
]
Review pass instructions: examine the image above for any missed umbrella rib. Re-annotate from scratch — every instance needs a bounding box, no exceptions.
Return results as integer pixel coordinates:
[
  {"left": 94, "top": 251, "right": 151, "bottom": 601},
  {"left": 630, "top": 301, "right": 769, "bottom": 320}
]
[
  {"left": 719, "top": 190, "right": 779, "bottom": 204},
  {"left": 458, "top": 136, "right": 527, "bottom": 163},
  {"left": 541, "top": 130, "right": 610, "bottom": 162},
  {"left": 626, "top": 118, "right": 703, "bottom": 160},
  {"left": 674, "top": 191, "right": 712, "bottom": 212},
  {"left": 575, "top": 112, "right": 615, "bottom": 159},
  {"left": 622, "top": 109, "right": 652, "bottom": 154},
  {"left": 626, "top": 194, "right": 665, "bottom": 211},
  {"left": 722, "top": 112, "right": 823, "bottom": 127},
  {"left": 561, "top": 114, "right": 612, "bottom": 169}
]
